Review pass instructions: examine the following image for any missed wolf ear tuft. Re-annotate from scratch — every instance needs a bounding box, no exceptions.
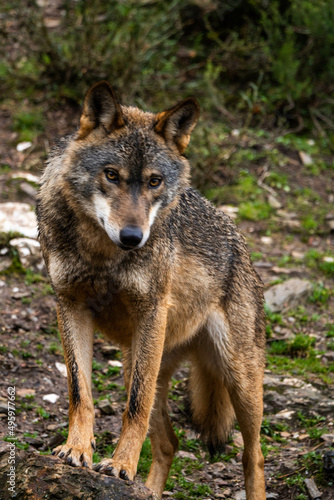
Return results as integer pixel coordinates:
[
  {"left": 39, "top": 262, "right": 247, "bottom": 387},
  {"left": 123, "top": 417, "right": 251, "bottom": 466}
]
[
  {"left": 77, "top": 81, "right": 125, "bottom": 139},
  {"left": 154, "top": 98, "right": 200, "bottom": 153}
]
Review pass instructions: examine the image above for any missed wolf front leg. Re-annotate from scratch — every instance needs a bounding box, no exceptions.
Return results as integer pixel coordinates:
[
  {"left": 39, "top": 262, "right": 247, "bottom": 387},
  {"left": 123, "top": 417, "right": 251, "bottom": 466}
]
[
  {"left": 52, "top": 301, "right": 95, "bottom": 467},
  {"left": 94, "top": 303, "right": 168, "bottom": 486}
]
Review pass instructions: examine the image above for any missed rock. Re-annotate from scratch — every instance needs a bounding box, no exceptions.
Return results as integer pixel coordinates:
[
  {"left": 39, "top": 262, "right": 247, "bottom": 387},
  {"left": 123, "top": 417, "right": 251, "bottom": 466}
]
[
  {"left": 101, "top": 345, "right": 121, "bottom": 356},
  {"left": 43, "top": 394, "right": 60, "bottom": 404},
  {"left": 24, "top": 436, "right": 44, "bottom": 449},
  {"left": 98, "top": 399, "right": 115, "bottom": 415},
  {"left": 292, "top": 251, "right": 305, "bottom": 259},
  {"left": 263, "top": 391, "right": 288, "bottom": 412},
  {"left": 16, "top": 141, "right": 32, "bottom": 152},
  {"left": 260, "top": 236, "right": 273, "bottom": 245},
  {"left": 275, "top": 409, "right": 295, "bottom": 420},
  {"left": 277, "top": 210, "right": 298, "bottom": 219},
  {"left": 0, "top": 441, "right": 157, "bottom": 499},
  {"left": 304, "top": 478, "right": 322, "bottom": 499},
  {"left": 299, "top": 151, "right": 313, "bottom": 166},
  {"left": 0, "top": 257, "right": 12, "bottom": 272},
  {"left": 327, "top": 220, "right": 334, "bottom": 231},
  {"left": 321, "top": 434, "right": 334, "bottom": 446},
  {"left": 268, "top": 194, "right": 282, "bottom": 209},
  {"left": 233, "top": 431, "right": 244, "bottom": 448},
  {"left": 108, "top": 360, "right": 123, "bottom": 368},
  {"left": 19, "top": 182, "right": 37, "bottom": 199},
  {"left": 9, "top": 172, "right": 40, "bottom": 184},
  {"left": 264, "top": 278, "right": 313, "bottom": 312},
  {"left": 218, "top": 205, "right": 239, "bottom": 219},
  {"left": 324, "top": 450, "right": 334, "bottom": 478},
  {"left": 55, "top": 362, "right": 67, "bottom": 377},
  {"left": 0, "top": 202, "right": 38, "bottom": 239},
  {"left": 235, "top": 491, "right": 246, "bottom": 500},
  {"left": 9, "top": 237, "right": 44, "bottom": 272},
  {"left": 176, "top": 450, "right": 197, "bottom": 461}
]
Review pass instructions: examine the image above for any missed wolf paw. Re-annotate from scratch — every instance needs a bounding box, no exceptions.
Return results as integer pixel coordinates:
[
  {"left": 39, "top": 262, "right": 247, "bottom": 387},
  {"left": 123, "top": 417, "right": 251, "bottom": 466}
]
[
  {"left": 93, "top": 458, "right": 135, "bottom": 481},
  {"left": 52, "top": 441, "right": 94, "bottom": 468}
]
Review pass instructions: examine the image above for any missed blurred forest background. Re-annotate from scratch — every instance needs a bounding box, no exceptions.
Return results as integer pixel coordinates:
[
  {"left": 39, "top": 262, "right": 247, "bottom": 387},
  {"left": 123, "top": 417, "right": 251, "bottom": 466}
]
[
  {"left": 1, "top": 0, "right": 334, "bottom": 224},
  {"left": 0, "top": 2, "right": 334, "bottom": 500}
]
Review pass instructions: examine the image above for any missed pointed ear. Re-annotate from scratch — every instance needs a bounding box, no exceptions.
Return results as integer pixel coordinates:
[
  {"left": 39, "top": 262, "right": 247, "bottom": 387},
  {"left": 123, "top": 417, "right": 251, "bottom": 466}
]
[
  {"left": 77, "top": 81, "right": 125, "bottom": 140},
  {"left": 154, "top": 98, "right": 200, "bottom": 153}
]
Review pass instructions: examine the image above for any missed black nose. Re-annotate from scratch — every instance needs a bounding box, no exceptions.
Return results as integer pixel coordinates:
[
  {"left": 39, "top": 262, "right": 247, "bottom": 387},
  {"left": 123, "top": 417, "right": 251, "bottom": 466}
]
[{"left": 120, "top": 226, "right": 143, "bottom": 248}]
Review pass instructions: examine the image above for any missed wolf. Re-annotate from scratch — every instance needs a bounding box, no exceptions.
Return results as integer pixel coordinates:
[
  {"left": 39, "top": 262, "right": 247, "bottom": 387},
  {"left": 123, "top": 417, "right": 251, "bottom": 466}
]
[{"left": 36, "top": 81, "right": 266, "bottom": 499}]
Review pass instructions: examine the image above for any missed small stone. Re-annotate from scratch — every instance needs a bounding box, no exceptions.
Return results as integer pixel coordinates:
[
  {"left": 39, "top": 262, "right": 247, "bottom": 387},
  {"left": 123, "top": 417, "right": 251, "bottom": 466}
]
[
  {"left": 277, "top": 210, "right": 298, "bottom": 219},
  {"left": 304, "top": 477, "right": 322, "bottom": 499},
  {"left": 264, "top": 278, "right": 313, "bottom": 312},
  {"left": 233, "top": 431, "right": 244, "bottom": 447},
  {"left": 10, "top": 237, "right": 44, "bottom": 272},
  {"left": 10, "top": 171, "right": 40, "bottom": 183},
  {"left": 43, "top": 394, "right": 59, "bottom": 404},
  {"left": 0, "top": 257, "right": 12, "bottom": 272},
  {"left": 16, "top": 141, "right": 32, "bottom": 152},
  {"left": 268, "top": 194, "right": 282, "bottom": 209},
  {"left": 299, "top": 151, "right": 313, "bottom": 166},
  {"left": 321, "top": 433, "right": 334, "bottom": 446},
  {"left": 55, "top": 362, "right": 67, "bottom": 377},
  {"left": 98, "top": 399, "right": 115, "bottom": 415},
  {"left": 327, "top": 220, "right": 334, "bottom": 231},
  {"left": 176, "top": 450, "right": 197, "bottom": 461},
  {"left": 218, "top": 205, "right": 239, "bottom": 219},
  {"left": 101, "top": 345, "right": 120, "bottom": 356},
  {"left": 108, "top": 360, "right": 123, "bottom": 368},
  {"left": 292, "top": 251, "right": 305, "bottom": 259},
  {"left": 235, "top": 491, "right": 246, "bottom": 500},
  {"left": 24, "top": 436, "right": 44, "bottom": 449},
  {"left": 20, "top": 182, "right": 37, "bottom": 199},
  {"left": 260, "top": 236, "right": 273, "bottom": 245},
  {"left": 276, "top": 409, "right": 295, "bottom": 420}
]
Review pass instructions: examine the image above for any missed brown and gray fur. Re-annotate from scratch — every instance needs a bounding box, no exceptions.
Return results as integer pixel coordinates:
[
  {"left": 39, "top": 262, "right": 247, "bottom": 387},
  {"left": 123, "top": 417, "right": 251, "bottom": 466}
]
[{"left": 36, "top": 81, "right": 266, "bottom": 499}]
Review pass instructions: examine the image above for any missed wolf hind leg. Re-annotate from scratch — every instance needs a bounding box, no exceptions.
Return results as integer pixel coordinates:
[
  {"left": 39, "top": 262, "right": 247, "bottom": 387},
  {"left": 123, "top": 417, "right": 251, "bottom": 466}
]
[
  {"left": 200, "top": 310, "right": 266, "bottom": 500},
  {"left": 226, "top": 363, "right": 265, "bottom": 500}
]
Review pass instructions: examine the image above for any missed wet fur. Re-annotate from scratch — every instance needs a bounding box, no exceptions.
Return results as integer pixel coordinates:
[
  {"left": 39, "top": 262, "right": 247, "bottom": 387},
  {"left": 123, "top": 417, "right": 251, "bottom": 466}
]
[{"left": 37, "top": 82, "right": 266, "bottom": 500}]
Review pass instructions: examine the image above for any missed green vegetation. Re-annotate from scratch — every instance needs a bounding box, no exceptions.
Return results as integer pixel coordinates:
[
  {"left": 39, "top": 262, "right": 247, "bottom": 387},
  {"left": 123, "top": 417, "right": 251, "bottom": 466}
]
[{"left": 2, "top": 0, "right": 334, "bottom": 132}]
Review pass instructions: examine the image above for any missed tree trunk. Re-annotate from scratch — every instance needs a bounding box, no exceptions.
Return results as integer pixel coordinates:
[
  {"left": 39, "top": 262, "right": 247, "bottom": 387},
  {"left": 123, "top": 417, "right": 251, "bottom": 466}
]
[{"left": 0, "top": 441, "right": 157, "bottom": 500}]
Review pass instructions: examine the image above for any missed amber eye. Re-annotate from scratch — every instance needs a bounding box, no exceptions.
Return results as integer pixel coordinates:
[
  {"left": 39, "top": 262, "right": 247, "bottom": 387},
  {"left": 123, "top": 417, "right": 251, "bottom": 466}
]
[
  {"left": 105, "top": 169, "right": 119, "bottom": 183},
  {"left": 149, "top": 178, "right": 162, "bottom": 189}
]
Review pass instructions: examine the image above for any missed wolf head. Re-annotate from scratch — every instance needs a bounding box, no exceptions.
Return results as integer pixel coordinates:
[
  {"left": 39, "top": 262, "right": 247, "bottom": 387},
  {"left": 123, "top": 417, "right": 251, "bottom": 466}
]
[{"left": 64, "top": 81, "right": 199, "bottom": 250}]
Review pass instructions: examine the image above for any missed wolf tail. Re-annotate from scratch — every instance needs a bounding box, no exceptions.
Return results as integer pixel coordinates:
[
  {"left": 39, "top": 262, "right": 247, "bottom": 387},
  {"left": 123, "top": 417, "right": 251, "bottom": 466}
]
[{"left": 188, "top": 357, "right": 235, "bottom": 456}]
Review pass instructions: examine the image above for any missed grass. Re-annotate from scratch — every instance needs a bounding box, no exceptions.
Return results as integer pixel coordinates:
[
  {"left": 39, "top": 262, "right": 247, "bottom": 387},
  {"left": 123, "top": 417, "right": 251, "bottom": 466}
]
[{"left": 12, "top": 107, "right": 45, "bottom": 142}]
